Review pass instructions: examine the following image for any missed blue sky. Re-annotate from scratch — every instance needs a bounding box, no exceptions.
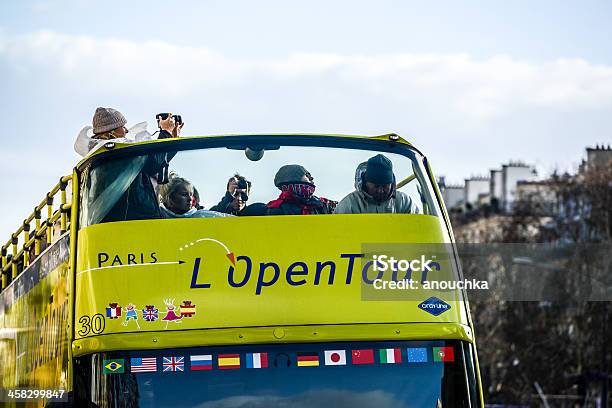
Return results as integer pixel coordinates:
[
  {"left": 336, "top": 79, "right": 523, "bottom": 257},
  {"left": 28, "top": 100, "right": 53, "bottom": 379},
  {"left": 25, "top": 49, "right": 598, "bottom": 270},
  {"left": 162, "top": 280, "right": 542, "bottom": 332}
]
[{"left": 1, "top": 0, "right": 612, "bottom": 238}]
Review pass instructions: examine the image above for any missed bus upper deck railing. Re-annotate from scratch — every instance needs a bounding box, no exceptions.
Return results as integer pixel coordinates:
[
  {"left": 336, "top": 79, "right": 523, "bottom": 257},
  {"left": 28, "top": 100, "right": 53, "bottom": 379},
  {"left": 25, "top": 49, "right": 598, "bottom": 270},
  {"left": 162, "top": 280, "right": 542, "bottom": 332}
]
[{"left": 0, "top": 175, "right": 73, "bottom": 291}]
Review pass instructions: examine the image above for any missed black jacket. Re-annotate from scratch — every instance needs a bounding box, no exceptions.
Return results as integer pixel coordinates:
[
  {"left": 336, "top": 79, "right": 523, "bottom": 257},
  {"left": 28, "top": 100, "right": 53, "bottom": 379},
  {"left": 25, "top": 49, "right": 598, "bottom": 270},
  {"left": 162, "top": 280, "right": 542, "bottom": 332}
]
[
  {"left": 101, "top": 130, "right": 176, "bottom": 223},
  {"left": 265, "top": 197, "right": 332, "bottom": 216},
  {"left": 209, "top": 191, "right": 238, "bottom": 215}
]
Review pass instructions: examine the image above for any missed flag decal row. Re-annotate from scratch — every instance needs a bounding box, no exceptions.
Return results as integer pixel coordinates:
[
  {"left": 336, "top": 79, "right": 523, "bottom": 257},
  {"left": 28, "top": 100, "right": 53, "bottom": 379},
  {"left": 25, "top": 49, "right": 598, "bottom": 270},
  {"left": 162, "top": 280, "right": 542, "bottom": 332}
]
[{"left": 102, "top": 347, "right": 454, "bottom": 374}]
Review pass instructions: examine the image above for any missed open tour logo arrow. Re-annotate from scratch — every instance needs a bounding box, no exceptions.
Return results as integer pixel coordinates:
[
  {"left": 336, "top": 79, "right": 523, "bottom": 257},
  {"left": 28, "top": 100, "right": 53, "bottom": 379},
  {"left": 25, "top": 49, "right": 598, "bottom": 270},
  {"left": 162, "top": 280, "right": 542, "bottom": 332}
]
[
  {"left": 79, "top": 238, "right": 235, "bottom": 276},
  {"left": 77, "top": 260, "right": 185, "bottom": 276},
  {"left": 179, "top": 238, "right": 235, "bottom": 266}
]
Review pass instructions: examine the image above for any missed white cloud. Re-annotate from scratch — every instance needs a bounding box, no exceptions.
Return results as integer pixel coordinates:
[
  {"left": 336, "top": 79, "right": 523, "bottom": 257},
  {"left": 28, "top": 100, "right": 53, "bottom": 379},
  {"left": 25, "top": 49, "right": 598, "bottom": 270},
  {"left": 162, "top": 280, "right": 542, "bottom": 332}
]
[
  {"left": 2, "top": 30, "right": 612, "bottom": 120},
  {"left": 2, "top": 29, "right": 611, "bottom": 239}
]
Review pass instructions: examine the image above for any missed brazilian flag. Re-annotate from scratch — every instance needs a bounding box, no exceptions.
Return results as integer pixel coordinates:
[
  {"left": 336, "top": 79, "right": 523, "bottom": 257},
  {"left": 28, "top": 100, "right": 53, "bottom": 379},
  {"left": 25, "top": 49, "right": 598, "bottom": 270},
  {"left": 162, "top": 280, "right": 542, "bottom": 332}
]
[{"left": 103, "top": 359, "right": 125, "bottom": 374}]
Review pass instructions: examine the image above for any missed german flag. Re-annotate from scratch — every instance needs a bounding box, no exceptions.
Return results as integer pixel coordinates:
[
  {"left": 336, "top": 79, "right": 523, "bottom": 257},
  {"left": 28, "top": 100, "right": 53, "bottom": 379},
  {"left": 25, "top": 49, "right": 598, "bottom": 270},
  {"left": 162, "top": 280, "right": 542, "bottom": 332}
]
[{"left": 297, "top": 352, "right": 319, "bottom": 367}]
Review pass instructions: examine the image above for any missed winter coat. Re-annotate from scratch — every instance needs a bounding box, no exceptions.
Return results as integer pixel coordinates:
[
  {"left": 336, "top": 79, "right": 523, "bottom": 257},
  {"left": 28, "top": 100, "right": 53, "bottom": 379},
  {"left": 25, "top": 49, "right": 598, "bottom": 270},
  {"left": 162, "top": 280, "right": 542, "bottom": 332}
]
[
  {"left": 101, "top": 130, "right": 177, "bottom": 223},
  {"left": 209, "top": 191, "right": 240, "bottom": 215},
  {"left": 159, "top": 203, "right": 232, "bottom": 218},
  {"left": 265, "top": 191, "right": 333, "bottom": 215},
  {"left": 335, "top": 162, "right": 420, "bottom": 214}
]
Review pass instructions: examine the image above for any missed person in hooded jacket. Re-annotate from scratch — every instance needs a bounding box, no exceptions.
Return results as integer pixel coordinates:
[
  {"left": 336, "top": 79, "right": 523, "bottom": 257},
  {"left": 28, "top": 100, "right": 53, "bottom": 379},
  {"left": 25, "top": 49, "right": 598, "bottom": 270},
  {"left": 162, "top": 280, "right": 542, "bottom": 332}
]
[
  {"left": 335, "top": 154, "right": 420, "bottom": 214},
  {"left": 263, "top": 165, "right": 336, "bottom": 215}
]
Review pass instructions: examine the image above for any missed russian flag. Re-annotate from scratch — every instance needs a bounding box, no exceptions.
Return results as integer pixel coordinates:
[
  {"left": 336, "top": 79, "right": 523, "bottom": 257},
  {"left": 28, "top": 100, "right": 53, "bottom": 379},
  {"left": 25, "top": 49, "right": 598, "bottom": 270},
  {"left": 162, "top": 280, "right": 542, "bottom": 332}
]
[
  {"left": 246, "top": 352, "right": 268, "bottom": 369},
  {"left": 190, "top": 355, "right": 213, "bottom": 370}
]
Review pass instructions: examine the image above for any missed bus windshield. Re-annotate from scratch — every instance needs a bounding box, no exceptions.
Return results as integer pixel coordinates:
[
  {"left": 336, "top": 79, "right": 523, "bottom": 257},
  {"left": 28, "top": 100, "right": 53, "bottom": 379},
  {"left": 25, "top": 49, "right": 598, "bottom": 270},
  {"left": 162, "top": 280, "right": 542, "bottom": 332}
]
[
  {"left": 79, "top": 138, "right": 437, "bottom": 227},
  {"left": 74, "top": 340, "right": 476, "bottom": 408}
]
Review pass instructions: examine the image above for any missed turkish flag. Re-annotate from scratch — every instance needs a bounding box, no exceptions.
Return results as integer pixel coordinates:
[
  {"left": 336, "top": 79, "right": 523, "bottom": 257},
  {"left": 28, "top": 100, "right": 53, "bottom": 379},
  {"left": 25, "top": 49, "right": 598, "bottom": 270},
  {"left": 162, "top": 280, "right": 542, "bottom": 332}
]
[{"left": 351, "top": 349, "right": 374, "bottom": 365}]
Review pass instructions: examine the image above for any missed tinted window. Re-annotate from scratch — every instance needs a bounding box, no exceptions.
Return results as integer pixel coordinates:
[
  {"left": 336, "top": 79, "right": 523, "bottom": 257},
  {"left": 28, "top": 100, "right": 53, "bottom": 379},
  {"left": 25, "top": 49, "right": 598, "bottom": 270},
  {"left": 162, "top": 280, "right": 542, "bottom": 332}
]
[
  {"left": 79, "top": 140, "right": 437, "bottom": 227},
  {"left": 74, "top": 340, "right": 474, "bottom": 408}
]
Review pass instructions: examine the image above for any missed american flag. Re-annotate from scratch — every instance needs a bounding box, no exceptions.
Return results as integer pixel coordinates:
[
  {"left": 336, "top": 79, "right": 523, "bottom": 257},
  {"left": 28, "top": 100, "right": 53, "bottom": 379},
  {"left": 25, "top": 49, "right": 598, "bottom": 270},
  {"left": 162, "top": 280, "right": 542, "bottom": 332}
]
[
  {"left": 163, "top": 356, "right": 184, "bottom": 372},
  {"left": 130, "top": 358, "right": 157, "bottom": 373}
]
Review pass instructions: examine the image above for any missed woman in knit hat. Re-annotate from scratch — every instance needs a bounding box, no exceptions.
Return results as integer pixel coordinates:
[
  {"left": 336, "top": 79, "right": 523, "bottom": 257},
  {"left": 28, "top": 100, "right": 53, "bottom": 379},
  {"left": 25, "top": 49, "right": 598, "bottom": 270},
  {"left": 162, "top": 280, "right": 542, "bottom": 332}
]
[
  {"left": 81, "top": 107, "right": 183, "bottom": 224},
  {"left": 91, "top": 107, "right": 129, "bottom": 140},
  {"left": 265, "top": 164, "right": 336, "bottom": 215},
  {"left": 75, "top": 107, "right": 133, "bottom": 156},
  {"left": 335, "top": 154, "right": 420, "bottom": 214},
  {"left": 75, "top": 107, "right": 182, "bottom": 156}
]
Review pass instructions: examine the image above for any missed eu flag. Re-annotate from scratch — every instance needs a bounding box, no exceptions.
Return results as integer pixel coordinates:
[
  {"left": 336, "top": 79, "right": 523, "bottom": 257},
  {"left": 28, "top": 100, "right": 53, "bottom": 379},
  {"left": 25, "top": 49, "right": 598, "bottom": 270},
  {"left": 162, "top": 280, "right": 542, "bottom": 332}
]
[{"left": 407, "top": 348, "right": 428, "bottom": 363}]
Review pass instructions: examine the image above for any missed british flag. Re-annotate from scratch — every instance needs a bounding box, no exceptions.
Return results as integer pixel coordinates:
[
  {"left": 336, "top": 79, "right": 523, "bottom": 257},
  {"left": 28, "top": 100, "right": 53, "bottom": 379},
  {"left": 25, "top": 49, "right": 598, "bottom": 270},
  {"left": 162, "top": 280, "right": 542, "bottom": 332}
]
[
  {"left": 142, "top": 306, "right": 159, "bottom": 322},
  {"left": 163, "top": 356, "right": 184, "bottom": 372}
]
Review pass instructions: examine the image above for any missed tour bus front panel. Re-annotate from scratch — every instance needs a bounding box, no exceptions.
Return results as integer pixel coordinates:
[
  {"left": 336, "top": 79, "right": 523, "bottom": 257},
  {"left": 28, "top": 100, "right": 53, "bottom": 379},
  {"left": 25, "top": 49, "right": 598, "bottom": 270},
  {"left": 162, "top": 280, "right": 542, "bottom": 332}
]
[{"left": 74, "top": 139, "right": 470, "bottom": 340}]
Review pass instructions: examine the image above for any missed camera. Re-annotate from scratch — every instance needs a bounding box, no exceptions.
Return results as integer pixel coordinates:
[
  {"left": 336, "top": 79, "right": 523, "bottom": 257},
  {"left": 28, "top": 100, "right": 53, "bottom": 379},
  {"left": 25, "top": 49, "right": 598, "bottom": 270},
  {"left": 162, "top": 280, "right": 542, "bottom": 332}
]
[
  {"left": 233, "top": 178, "right": 250, "bottom": 202},
  {"left": 237, "top": 178, "right": 249, "bottom": 190},
  {"left": 234, "top": 191, "right": 249, "bottom": 202},
  {"left": 156, "top": 113, "right": 183, "bottom": 126}
]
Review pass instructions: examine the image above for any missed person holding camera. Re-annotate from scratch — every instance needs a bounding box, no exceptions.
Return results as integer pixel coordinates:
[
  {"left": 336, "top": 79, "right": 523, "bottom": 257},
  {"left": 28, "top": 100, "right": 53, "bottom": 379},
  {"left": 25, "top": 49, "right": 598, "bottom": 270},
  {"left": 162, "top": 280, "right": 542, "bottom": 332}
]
[
  {"left": 84, "top": 107, "right": 184, "bottom": 224},
  {"left": 210, "top": 174, "right": 252, "bottom": 215},
  {"left": 156, "top": 113, "right": 184, "bottom": 139}
]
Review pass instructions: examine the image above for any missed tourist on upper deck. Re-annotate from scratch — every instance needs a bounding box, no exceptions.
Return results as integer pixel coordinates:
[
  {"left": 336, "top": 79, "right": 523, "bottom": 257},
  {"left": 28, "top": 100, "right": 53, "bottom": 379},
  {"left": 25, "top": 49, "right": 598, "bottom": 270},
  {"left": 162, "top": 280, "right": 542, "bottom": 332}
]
[
  {"left": 335, "top": 154, "right": 420, "bottom": 214},
  {"left": 192, "top": 186, "right": 204, "bottom": 210},
  {"left": 159, "top": 174, "right": 231, "bottom": 218},
  {"left": 159, "top": 174, "right": 194, "bottom": 217},
  {"left": 210, "top": 174, "right": 252, "bottom": 215},
  {"left": 262, "top": 164, "right": 336, "bottom": 215},
  {"left": 81, "top": 107, "right": 183, "bottom": 225}
]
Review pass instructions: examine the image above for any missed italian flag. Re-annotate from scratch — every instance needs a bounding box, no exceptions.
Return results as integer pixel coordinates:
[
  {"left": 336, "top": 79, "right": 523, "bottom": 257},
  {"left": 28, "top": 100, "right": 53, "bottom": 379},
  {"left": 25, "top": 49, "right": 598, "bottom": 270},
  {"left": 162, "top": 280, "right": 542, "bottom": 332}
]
[{"left": 379, "top": 348, "right": 402, "bottom": 364}]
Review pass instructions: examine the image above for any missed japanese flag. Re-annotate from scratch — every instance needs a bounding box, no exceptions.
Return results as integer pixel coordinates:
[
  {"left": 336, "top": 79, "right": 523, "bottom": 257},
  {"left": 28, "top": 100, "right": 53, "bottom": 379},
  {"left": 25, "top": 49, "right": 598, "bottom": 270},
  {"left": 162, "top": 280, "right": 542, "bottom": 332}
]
[{"left": 324, "top": 350, "right": 347, "bottom": 366}]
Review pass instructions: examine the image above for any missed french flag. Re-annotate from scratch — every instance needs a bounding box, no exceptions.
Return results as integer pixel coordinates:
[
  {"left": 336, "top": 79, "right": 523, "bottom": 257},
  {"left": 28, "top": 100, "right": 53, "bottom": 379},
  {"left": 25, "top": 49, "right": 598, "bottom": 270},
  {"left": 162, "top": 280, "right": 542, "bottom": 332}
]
[{"left": 246, "top": 352, "right": 268, "bottom": 369}]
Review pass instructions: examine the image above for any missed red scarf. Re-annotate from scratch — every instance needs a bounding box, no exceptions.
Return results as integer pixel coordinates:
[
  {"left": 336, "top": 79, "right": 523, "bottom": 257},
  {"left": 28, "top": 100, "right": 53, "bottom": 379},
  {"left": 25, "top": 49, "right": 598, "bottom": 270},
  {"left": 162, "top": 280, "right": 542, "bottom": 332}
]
[{"left": 267, "top": 191, "right": 323, "bottom": 214}]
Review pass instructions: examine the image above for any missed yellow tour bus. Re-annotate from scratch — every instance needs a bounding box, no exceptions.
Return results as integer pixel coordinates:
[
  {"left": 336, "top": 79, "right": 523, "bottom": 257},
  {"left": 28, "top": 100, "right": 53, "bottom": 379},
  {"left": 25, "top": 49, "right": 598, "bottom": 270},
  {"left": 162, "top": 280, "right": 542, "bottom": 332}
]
[{"left": 1, "top": 132, "right": 483, "bottom": 407}]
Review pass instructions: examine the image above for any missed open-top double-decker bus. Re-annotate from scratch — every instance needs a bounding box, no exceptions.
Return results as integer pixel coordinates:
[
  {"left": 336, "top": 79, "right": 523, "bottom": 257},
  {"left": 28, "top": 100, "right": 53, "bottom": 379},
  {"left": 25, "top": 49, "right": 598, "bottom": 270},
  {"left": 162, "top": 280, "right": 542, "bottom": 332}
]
[{"left": 1, "top": 132, "right": 483, "bottom": 407}]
